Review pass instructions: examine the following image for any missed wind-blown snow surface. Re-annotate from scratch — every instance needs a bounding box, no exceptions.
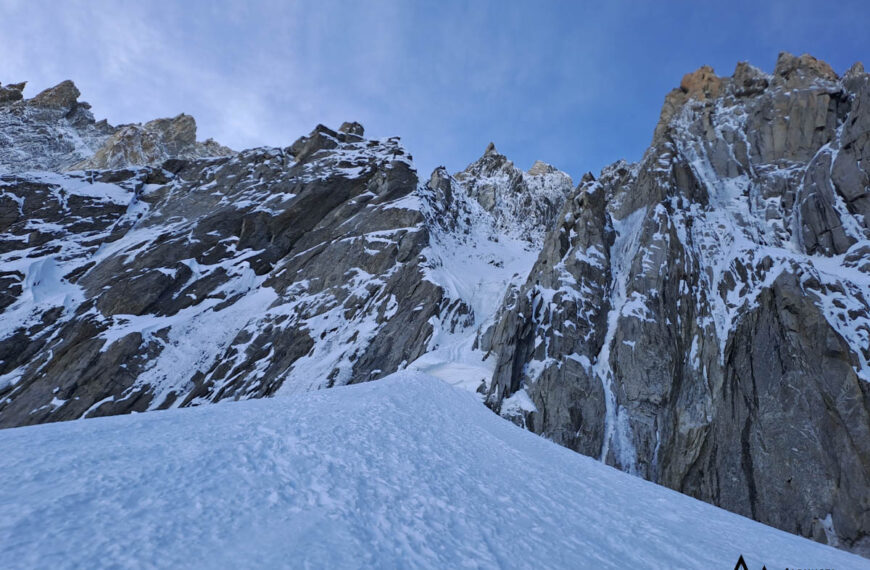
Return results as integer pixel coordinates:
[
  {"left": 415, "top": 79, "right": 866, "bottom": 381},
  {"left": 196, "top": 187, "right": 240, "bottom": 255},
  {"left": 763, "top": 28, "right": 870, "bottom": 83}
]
[{"left": 0, "top": 372, "right": 862, "bottom": 569}]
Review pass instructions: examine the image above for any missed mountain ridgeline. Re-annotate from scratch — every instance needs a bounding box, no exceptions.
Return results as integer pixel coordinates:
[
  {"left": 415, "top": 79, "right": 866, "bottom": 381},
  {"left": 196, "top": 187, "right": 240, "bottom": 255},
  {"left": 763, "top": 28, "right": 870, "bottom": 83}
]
[{"left": 0, "top": 53, "right": 868, "bottom": 554}]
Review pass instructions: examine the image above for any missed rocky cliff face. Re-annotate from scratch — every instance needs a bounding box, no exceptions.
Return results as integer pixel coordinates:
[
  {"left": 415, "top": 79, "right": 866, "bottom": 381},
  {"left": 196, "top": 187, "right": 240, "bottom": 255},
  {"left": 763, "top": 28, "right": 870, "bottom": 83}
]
[
  {"left": 481, "top": 52, "right": 870, "bottom": 554},
  {"left": 0, "top": 118, "right": 464, "bottom": 423},
  {"left": 0, "top": 81, "right": 568, "bottom": 428},
  {"left": 1, "top": 54, "right": 868, "bottom": 555}
]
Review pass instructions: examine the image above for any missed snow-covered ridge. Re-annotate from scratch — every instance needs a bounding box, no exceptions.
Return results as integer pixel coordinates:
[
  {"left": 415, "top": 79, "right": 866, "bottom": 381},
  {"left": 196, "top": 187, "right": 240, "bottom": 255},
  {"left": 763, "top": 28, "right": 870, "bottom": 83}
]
[{"left": 0, "top": 371, "right": 863, "bottom": 569}]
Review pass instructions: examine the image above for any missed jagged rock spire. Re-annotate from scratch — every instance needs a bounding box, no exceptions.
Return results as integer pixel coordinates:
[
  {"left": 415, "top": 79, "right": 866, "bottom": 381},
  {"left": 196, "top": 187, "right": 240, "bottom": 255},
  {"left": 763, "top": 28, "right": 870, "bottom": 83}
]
[{"left": 451, "top": 142, "right": 572, "bottom": 244}]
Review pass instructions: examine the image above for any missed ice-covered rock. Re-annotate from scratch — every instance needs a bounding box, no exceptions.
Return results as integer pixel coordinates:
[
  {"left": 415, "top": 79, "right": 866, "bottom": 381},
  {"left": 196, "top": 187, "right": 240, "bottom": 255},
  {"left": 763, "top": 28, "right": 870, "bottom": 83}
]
[
  {"left": 481, "top": 52, "right": 870, "bottom": 554},
  {"left": 0, "top": 80, "right": 114, "bottom": 172}
]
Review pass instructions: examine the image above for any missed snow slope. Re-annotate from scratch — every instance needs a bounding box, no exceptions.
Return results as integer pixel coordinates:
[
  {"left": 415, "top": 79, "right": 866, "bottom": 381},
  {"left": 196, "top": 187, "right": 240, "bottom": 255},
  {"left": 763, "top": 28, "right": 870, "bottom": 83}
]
[{"left": 0, "top": 372, "right": 862, "bottom": 569}]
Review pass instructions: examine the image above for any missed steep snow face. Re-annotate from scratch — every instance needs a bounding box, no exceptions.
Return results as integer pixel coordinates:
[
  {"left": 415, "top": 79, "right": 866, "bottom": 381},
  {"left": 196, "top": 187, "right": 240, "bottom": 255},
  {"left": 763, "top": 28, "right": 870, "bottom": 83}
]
[
  {"left": 0, "top": 371, "right": 864, "bottom": 570},
  {"left": 401, "top": 149, "right": 574, "bottom": 394},
  {"left": 409, "top": 168, "right": 543, "bottom": 392},
  {"left": 482, "top": 54, "right": 870, "bottom": 554}
]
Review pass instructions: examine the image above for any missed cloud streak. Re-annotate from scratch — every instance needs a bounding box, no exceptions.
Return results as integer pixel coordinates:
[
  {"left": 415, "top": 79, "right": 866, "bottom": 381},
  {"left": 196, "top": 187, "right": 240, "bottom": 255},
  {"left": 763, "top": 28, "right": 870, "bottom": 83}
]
[{"left": 1, "top": 0, "right": 867, "bottom": 180}]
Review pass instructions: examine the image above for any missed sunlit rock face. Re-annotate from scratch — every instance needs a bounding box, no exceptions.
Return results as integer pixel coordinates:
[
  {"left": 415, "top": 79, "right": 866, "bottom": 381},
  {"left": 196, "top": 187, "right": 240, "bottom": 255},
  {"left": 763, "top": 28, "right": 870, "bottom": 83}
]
[{"left": 1, "top": 53, "right": 868, "bottom": 555}]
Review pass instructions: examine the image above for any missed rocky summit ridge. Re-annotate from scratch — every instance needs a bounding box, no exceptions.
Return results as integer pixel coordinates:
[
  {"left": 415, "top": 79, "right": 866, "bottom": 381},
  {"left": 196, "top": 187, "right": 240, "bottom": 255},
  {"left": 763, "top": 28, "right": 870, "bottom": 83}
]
[
  {"left": 0, "top": 53, "right": 868, "bottom": 555},
  {"left": 0, "top": 79, "right": 232, "bottom": 173}
]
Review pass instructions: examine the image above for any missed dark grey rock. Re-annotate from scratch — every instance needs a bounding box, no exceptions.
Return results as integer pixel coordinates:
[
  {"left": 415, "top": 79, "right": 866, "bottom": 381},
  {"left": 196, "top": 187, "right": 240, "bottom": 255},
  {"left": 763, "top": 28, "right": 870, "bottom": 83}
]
[
  {"left": 0, "top": 126, "right": 453, "bottom": 437},
  {"left": 483, "top": 54, "right": 870, "bottom": 555},
  {"left": 339, "top": 121, "right": 365, "bottom": 137}
]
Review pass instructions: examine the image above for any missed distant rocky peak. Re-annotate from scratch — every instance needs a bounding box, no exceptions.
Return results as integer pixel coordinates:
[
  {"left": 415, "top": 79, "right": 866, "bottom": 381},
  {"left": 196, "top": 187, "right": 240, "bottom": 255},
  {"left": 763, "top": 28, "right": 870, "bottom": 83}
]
[
  {"left": 729, "top": 61, "right": 769, "bottom": 97},
  {"left": 845, "top": 61, "right": 866, "bottom": 79},
  {"left": 0, "top": 79, "right": 111, "bottom": 172},
  {"left": 457, "top": 141, "right": 514, "bottom": 180},
  {"left": 455, "top": 142, "right": 572, "bottom": 194},
  {"left": 667, "top": 51, "right": 844, "bottom": 106},
  {"left": 0, "top": 78, "right": 84, "bottom": 110},
  {"left": 0, "top": 79, "right": 234, "bottom": 173},
  {"left": 527, "top": 160, "right": 559, "bottom": 176},
  {"left": 339, "top": 121, "right": 365, "bottom": 136},
  {"left": 652, "top": 52, "right": 867, "bottom": 147},
  {"left": 679, "top": 65, "right": 723, "bottom": 101},
  {"left": 427, "top": 165, "right": 452, "bottom": 194},
  {"left": 451, "top": 142, "right": 573, "bottom": 243},
  {"left": 143, "top": 114, "right": 197, "bottom": 153},
  {"left": 420, "top": 166, "right": 469, "bottom": 234},
  {"left": 72, "top": 112, "right": 234, "bottom": 171}
]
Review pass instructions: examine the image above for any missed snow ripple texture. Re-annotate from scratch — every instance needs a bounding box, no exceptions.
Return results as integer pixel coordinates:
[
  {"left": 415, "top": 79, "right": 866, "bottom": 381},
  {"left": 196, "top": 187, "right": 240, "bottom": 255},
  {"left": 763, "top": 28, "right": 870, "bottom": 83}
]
[{"left": 0, "top": 372, "right": 864, "bottom": 570}]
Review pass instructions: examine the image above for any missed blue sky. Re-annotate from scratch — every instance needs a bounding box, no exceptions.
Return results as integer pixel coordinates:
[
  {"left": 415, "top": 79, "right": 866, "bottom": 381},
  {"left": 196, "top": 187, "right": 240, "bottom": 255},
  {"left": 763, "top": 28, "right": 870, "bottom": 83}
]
[{"left": 1, "top": 0, "right": 868, "bottom": 182}]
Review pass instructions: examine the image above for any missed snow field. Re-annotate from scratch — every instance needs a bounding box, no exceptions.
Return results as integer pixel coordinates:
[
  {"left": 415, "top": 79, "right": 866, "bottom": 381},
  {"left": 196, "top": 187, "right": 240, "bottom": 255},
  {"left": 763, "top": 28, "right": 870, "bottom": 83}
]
[{"left": 0, "top": 372, "right": 863, "bottom": 569}]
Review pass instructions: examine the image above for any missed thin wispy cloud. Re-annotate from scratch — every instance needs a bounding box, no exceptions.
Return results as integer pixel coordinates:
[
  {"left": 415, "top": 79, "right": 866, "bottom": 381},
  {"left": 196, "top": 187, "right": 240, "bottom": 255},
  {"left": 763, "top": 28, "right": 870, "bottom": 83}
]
[{"left": 1, "top": 0, "right": 866, "bottom": 180}]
